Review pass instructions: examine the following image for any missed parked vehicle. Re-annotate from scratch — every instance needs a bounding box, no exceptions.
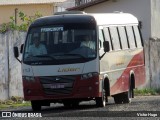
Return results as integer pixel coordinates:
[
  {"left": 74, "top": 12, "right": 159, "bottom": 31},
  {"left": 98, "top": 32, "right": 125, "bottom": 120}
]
[{"left": 14, "top": 11, "right": 145, "bottom": 111}]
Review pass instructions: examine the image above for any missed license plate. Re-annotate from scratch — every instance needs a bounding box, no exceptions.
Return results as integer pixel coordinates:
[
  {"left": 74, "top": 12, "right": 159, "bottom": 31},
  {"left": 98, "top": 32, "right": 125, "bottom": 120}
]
[{"left": 50, "top": 84, "right": 65, "bottom": 89}]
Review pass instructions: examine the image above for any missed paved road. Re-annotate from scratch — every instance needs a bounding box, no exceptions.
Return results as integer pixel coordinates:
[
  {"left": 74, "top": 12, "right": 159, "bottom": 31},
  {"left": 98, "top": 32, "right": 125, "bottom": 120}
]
[{"left": 2, "top": 96, "right": 160, "bottom": 118}]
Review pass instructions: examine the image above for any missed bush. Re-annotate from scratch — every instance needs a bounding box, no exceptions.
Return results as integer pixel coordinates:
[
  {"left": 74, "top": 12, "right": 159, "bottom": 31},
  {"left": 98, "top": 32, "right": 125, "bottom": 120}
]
[
  {"left": 134, "top": 88, "right": 159, "bottom": 96},
  {"left": 0, "top": 11, "right": 42, "bottom": 33}
]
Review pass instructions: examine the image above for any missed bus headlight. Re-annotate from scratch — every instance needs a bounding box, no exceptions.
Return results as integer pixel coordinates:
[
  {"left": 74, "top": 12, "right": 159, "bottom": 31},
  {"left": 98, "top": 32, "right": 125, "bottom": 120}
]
[
  {"left": 23, "top": 76, "right": 35, "bottom": 82},
  {"left": 81, "top": 72, "right": 98, "bottom": 80}
]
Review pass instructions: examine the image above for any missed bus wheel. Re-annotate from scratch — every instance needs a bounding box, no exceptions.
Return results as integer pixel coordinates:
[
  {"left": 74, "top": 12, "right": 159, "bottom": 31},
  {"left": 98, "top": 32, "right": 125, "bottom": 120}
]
[
  {"left": 123, "top": 85, "right": 133, "bottom": 103},
  {"left": 72, "top": 101, "right": 80, "bottom": 108},
  {"left": 113, "top": 94, "right": 123, "bottom": 104},
  {"left": 31, "top": 100, "right": 41, "bottom": 111},
  {"left": 63, "top": 101, "right": 79, "bottom": 108},
  {"left": 63, "top": 101, "right": 72, "bottom": 108},
  {"left": 96, "top": 88, "right": 106, "bottom": 107}
]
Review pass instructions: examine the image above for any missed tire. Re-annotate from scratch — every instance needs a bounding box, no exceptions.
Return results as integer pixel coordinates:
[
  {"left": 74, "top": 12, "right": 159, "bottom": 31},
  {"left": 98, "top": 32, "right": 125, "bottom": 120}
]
[
  {"left": 114, "top": 76, "right": 134, "bottom": 104},
  {"left": 114, "top": 88, "right": 133, "bottom": 104},
  {"left": 113, "top": 94, "right": 123, "bottom": 104},
  {"left": 96, "top": 88, "right": 106, "bottom": 107},
  {"left": 123, "top": 86, "right": 133, "bottom": 103},
  {"left": 31, "top": 101, "right": 41, "bottom": 111},
  {"left": 63, "top": 101, "right": 79, "bottom": 108},
  {"left": 63, "top": 102, "right": 72, "bottom": 108},
  {"left": 72, "top": 101, "right": 80, "bottom": 108},
  {"left": 123, "top": 92, "right": 131, "bottom": 103}
]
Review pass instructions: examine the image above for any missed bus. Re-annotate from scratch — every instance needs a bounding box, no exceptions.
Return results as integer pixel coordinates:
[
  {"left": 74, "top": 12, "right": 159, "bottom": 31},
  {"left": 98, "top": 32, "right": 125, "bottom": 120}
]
[{"left": 14, "top": 12, "right": 145, "bottom": 111}]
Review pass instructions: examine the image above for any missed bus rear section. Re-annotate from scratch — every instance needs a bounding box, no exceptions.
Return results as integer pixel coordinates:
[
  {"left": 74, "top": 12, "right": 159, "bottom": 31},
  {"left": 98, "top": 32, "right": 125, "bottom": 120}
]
[
  {"left": 14, "top": 12, "right": 145, "bottom": 111},
  {"left": 97, "top": 13, "right": 145, "bottom": 104}
]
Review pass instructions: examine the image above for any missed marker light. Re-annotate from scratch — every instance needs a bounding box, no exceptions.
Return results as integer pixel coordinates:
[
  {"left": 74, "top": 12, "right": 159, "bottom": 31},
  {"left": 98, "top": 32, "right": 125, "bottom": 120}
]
[
  {"left": 81, "top": 72, "right": 98, "bottom": 80},
  {"left": 23, "top": 76, "right": 35, "bottom": 82}
]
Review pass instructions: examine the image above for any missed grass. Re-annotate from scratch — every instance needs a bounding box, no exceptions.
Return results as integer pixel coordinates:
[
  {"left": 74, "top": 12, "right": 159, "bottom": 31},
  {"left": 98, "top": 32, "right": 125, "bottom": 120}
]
[
  {"left": 0, "top": 96, "right": 31, "bottom": 110},
  {"left": 134, "top": 88, "right": 160, "bottom": 96},
  {"left": 0, "top": 102, "right": 31, "bottom": 110}
]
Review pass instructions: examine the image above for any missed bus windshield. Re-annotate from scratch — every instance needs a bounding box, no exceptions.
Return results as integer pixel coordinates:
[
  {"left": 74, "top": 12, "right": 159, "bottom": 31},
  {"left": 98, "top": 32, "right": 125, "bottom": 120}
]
[{"left": 23, "top": 23, "right": 97, "bottom": 65}]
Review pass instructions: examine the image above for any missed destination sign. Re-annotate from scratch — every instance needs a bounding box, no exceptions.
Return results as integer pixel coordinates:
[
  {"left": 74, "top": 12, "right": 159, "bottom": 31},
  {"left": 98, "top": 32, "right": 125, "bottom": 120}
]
[{"left": 41, "top": 27, "right": 63, "bottom": 32}]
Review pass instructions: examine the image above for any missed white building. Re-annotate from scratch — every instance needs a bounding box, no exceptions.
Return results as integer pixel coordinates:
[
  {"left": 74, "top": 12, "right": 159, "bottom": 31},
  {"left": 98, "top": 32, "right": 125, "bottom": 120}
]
[
  {"left": 68, "top": 0, "right": 160, "bottom": 41},
  {"left": 55, "top": 0, "right": 75, "bottom": 12}
]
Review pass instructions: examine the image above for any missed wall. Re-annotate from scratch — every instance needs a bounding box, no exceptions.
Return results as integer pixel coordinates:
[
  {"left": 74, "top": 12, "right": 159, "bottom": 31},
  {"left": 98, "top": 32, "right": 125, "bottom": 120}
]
[
  {"left": 0, "top": 31, "right": 26, "bottom": 100},
  {"left": 151, "top": 0, "right": 160, "bottom": 38},
  {"left": 0, "top": 33, "right": 9, "bottom": 100},
  {"left": 0, "top": 4, "right": 53, "bottom": 25},
  {"left": 149, "top": 38, "right": 160, "bottom": 89}
]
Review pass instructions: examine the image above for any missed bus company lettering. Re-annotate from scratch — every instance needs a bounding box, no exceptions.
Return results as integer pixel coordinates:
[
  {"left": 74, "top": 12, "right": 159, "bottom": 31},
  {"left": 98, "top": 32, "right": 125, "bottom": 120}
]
[
  {"left": 41, "top": 27, "right": 63, "bottom": 32},
  {"left": 58, "top": 68, "right": 80, "bottom": 72}
]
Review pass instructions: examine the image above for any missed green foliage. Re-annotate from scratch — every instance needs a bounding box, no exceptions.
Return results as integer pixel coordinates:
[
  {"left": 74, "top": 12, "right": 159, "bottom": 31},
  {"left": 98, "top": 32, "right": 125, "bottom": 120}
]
[
  {"left": 0, "top": 23, "right": 8, "bottom": 33},
  {"left": 0, "top": 96, "right": 31, "bottom": 110},
  {"left": 0, "top": 11, "right": 42, "bottom": 33},
  {"left": 134, "top": 88, "right": 160, "bottom": 96}
]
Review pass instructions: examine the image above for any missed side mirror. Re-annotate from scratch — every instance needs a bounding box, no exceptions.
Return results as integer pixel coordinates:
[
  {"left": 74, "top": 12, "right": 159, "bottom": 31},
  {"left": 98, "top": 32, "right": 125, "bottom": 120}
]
[
  {"left": 103, "top": 41, "right": 110, "bottom": 52},
  {"left": 14, "top": 47, "right": 19, "bottom": 58},
  {"left": 13, "top": 47, "right": 21, "bottom": 63},
  {"left": 20, "top": 44, "right": 24, "bottom": 53}
]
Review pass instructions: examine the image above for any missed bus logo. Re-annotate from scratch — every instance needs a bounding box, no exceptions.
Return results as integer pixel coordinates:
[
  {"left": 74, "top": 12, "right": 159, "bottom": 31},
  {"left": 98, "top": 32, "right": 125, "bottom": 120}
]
[
  {"left": 2, "top": 112, "right": 11, "bottom": 117},
  {"left": 58, "top": 68, "right": 80, "bottom": 72},
  {"left": 55, "top": 77, "right": 60, "bottom": 81}
]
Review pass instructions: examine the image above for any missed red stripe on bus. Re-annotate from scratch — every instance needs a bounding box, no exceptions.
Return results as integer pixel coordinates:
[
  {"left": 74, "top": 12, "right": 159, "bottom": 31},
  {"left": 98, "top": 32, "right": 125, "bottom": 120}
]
[{"left": 110, "top": 50, "right": 145, "bottom": 95}]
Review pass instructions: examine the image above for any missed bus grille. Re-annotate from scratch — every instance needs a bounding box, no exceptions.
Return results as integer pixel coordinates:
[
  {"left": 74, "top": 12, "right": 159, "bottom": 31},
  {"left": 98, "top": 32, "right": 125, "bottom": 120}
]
[{"left": 39, "top": 76, "right": 76, "bottom": 95}]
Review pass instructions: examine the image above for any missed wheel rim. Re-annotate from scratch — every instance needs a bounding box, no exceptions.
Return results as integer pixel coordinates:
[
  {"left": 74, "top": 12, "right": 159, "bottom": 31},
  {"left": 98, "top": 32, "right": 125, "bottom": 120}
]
[
  {"left": 102, "top": 89, "right": 106, "bottom": 106},
  {"left": 129, "top": 90, "right": 132, "bottom": 99},
  {"left": 128, "top": 86, "right": 132, "bottom": 103}
]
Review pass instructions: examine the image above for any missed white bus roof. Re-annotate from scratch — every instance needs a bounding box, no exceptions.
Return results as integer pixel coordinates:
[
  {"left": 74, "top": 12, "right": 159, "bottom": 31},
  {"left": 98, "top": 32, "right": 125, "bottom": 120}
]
[
  {"left": 90, "top": 13, "right": 138, "bottom": 26},
  {"left": 32, "top": 12, "right": 139, "bottom": 27}
]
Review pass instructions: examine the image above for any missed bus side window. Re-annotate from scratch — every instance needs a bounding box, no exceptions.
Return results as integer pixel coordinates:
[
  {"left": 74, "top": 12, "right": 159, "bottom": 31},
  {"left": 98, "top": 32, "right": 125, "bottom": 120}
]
[
  {"left": 109, "top": 26, "right": 121, "bottom": 51},
  {"left": 99, "top": 29, "right": 104, "bottom": 49},
  {"left": 103, "top": 27, "right": 112, "bottom": 51},
  {"left": 118, "top": 26, "right": 129, "bottom": 49},
  {"left": 126, "top": 26, "right": 136, "bottom": 49},
  {"left": 133, "top": 26, "right": 142, "bottom": 48}
]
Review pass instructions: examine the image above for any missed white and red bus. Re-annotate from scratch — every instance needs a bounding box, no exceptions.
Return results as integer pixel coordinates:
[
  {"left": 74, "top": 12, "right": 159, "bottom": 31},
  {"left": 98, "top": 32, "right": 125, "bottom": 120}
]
[{"left": 14, "top": 12, "right": 145, "bottom": 111}]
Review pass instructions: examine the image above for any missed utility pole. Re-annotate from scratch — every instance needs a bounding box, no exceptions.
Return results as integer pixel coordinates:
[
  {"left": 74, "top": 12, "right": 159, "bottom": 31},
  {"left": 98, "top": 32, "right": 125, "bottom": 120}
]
[{"left": 15, "top": 8, "right": 18, "bottom": 25}]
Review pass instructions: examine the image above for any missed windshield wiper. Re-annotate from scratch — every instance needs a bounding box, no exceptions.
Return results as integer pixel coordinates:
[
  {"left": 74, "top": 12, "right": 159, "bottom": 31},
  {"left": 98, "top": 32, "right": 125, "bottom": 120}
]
[
  {"left": 34, "top": 55, "right": 56, "bottom": 60},
  {"left": 63, "top": 53, "right": 87, "bottom": 60}
]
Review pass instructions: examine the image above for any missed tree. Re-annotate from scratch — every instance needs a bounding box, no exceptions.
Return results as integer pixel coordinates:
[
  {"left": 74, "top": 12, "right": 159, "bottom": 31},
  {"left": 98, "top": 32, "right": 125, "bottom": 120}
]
[{"left": 0, "top": 11, "right": 42, "bottom": 33}]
